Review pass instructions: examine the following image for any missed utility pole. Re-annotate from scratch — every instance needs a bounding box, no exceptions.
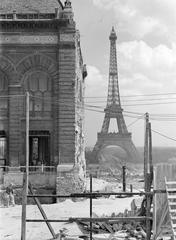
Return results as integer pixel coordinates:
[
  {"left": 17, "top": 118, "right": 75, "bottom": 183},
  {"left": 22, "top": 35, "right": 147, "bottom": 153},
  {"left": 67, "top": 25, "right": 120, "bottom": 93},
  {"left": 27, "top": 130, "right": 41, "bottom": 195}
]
[
  {"left": 144, "top": 112, "right": 149, "bottom": 192},
  {"left": 21, "top": 92, "right": 29, "bottom": 240},
  {"left": 149, "top": 122, "right": 153, "bottom": 186},
  {"left": 122, "top": 165, "right": 126, "bottom": 192},
  {"left": 144, "top": 113, "right": 153, "bottom": 240}
]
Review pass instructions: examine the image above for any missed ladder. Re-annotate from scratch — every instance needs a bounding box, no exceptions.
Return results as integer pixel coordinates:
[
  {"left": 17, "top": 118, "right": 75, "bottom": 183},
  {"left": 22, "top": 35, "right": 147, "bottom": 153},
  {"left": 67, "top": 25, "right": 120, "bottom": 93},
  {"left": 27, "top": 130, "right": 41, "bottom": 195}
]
[{"left": 165, "top": 178, "right": 176, "bottom": 240}]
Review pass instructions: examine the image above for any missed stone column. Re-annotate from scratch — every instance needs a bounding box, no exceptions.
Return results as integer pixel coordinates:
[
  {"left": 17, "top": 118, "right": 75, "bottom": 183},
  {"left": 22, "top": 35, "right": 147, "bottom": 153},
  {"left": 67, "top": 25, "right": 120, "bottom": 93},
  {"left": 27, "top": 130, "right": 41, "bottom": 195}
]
[
  {"left": 8, "top": 85, "right": 23, "bottom": 168},
  {"left": 57, "top": 30, "right": 76, "bottom": 164}
]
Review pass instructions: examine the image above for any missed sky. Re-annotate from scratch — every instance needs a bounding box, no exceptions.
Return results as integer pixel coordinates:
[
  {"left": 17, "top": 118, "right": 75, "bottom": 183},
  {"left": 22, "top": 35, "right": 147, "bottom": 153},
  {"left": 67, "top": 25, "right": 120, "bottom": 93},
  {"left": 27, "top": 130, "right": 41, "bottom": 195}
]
[{"left": 71, "top": 0, "right": 176, "bottom": 147}]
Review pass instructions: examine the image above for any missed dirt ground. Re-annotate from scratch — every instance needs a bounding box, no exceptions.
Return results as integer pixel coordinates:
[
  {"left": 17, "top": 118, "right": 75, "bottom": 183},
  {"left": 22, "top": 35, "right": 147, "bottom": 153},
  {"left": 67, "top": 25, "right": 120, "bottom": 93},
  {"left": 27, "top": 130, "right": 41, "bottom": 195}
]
[{"left": 0, "top": 178, "right": 140, "bottom": 240}]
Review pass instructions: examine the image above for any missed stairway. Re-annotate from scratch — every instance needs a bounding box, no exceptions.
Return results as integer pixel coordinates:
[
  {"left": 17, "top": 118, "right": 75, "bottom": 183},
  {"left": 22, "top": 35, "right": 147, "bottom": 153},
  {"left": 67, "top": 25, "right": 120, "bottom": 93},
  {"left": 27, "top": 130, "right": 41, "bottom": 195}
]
[{"left": 165, "top": 178, "right": 176, "bottom": 240}]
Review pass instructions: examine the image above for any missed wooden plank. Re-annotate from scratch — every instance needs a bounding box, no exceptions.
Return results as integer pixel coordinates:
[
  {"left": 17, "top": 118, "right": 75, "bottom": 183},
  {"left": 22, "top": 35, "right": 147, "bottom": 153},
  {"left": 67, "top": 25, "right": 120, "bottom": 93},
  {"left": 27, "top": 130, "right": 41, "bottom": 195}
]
[
  {"left": 167, "top": 188, "right": 176, "bottom": 192},
  {"left": 153, "top": 164, "right": 176, "bottom": 239},
  {"left": 92, "top": 213, "right": 114, "bottom": 233},
  {"left": 168, "top": 195, "right": 176, "bottom": 199},
  {"left": 166, "top": 181, "right": 176, "bottom": 185},
  {"left": 169, "top": 203, "right": 176, "bottom": 206},
  {"left": 28, "top": 182, "right": 56, "bottom": 239},
  {"left": 170, "top": 209, "right": 176, "bottom": 213}
]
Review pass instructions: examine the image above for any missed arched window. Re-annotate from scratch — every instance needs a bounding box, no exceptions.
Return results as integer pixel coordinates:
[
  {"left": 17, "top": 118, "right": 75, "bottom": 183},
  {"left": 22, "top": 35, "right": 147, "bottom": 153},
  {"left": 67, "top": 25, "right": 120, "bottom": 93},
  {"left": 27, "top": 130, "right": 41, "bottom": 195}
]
[
  {"left": 24, "top": 71, "right": 52, "bottom": 116},
  {"left": 0, "top": 72, "right": 8, "bottom": 109}
]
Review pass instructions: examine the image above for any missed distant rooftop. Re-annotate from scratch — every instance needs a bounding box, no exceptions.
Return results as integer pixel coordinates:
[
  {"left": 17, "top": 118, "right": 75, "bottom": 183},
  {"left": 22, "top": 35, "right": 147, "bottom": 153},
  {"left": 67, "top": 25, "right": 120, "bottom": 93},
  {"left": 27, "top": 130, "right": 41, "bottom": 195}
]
[{"left": 0, "top": 0, "right": 63, "bottom": 14}]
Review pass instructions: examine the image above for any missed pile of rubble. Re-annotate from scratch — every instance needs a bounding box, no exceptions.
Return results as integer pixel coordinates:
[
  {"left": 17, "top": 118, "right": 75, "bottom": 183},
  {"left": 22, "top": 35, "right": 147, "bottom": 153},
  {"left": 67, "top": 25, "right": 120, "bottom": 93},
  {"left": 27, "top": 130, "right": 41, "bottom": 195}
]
[
  {"left": 64, "top": 211, "right": 147, "bottom": 240},
  {"left": 77, "top": 221, "right": 146, "bottom": 238}
]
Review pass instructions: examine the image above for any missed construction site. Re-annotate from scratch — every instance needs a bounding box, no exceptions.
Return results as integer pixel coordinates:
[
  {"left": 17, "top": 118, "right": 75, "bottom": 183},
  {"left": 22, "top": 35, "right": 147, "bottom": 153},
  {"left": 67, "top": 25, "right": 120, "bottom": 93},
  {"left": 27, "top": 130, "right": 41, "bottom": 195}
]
[{"left": 1, "top": 0, "right": 176, "bottom": 240}]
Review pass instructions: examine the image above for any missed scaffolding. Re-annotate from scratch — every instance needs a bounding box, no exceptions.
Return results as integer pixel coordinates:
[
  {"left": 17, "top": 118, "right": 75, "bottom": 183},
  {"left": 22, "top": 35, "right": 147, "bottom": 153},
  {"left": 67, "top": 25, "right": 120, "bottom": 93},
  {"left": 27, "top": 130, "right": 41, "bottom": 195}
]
[{"left": 21, "top": 105, "right": 154, "bottom": 239}]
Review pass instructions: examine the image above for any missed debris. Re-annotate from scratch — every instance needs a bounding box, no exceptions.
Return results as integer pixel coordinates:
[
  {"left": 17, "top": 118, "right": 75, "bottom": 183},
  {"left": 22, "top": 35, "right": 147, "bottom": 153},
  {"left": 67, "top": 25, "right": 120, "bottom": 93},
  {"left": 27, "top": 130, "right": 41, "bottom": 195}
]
[{"left": 76, "top": 211, "right": 147, "bottom": 240}]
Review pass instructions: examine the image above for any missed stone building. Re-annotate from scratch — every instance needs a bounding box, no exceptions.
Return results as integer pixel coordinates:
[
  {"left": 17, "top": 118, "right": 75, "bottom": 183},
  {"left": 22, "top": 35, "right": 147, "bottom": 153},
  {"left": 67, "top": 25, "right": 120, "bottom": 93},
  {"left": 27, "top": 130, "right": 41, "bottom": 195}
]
[{"left": 0, "top": 0, "right": 87, "bottom": 192}]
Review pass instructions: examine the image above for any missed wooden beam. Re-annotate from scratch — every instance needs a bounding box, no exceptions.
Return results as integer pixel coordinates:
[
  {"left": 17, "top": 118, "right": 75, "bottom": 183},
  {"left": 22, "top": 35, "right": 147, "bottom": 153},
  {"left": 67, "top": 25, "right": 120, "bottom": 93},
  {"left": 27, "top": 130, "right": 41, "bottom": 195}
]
[
  {"left": 26, "top": 216, "right": 152, "bottom": 223},
  {"left": 144, "top": 112, "right": 149, "bottom": 192},
  {"left": 28, "top": 182, "right": 56, "bottom": 239},
  {"left": 90, "top": 175, "right": 93, "bottom": 240},
  {"left": 27, "top": 191, "right": 153, "bottom": 198}
]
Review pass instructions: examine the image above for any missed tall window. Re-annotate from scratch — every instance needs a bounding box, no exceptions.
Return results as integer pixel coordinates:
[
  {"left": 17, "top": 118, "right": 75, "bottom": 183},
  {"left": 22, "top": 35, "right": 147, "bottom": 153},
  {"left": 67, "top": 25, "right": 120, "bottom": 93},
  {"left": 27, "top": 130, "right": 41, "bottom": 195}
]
[
  {"left": 24, "top": 71, "right": 52, "bottom": 116},
  {"left": 0, "top": 72, "right": 8, "bottom": 109}
]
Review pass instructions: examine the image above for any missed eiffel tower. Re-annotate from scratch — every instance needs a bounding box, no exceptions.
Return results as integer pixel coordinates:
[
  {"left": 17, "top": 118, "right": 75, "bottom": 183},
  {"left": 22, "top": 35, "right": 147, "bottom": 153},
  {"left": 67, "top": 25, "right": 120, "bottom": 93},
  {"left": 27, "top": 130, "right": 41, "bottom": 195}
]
[{"left": 92, "top": 27, "right": 140, "bottom": 163}]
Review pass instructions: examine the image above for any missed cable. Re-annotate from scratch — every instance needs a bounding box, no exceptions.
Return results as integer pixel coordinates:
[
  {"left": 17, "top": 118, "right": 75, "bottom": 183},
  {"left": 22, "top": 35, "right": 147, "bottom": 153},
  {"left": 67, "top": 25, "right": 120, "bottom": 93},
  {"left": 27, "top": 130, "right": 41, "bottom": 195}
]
[
  {"left": 127, "top": 115, "right": 145, "bottom": 128},
  {"left": 123, "top": 101, "right": 176, "bottom": 107},
  {"left": 151, "top": 129, "right": 176, "bottom": 142},
  {"left": 27, "top": 95, "right": 176, "bottom": 118},
  {"left": 84, "top": 92, "right": 176, "bottom": 99},
  {"left": 29, "top": 95, "right": 176, "bottom": 108},
  {"left": 86, "top": 96, "right": 176, "bottom": 103},
  {"left": 4, "top": 94, "right": 176, "bottom": 120}
]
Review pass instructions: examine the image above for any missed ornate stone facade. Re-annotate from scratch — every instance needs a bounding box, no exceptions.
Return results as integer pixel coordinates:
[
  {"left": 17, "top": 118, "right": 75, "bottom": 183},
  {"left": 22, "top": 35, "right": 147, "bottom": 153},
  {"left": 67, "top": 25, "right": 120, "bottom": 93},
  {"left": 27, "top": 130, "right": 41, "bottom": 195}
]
[{"left": 0, "top": 0, "right": 87, "bottom": 192}]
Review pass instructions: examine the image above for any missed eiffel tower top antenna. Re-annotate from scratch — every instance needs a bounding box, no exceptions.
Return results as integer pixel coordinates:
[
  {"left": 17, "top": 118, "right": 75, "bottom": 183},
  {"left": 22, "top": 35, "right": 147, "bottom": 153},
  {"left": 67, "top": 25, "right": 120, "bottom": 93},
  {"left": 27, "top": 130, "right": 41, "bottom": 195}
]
[{"left": 106, "top": 26, "right": 121, "bottom": 109}]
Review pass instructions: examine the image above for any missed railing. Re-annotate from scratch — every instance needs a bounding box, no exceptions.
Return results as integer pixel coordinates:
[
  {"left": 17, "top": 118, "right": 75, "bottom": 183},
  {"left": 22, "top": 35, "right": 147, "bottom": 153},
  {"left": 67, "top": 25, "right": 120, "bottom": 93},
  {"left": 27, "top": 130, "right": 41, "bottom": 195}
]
[{"left": 0, "top": 165, "right": 57, "bottom": 173}]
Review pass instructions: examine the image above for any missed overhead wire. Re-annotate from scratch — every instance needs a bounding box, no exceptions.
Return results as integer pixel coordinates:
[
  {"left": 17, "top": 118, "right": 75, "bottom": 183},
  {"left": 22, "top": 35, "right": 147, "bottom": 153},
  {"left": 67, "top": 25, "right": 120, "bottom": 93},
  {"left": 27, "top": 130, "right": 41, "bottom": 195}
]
[
  {"left": 127, "top": 114, "right": 145, "bottom": 128},
  {"left": 86, "top": 96, "right": 176, "bottom": 103},
  {"left": 151, "top": 129, "right": 176, "bottom": 142},
  {"left": 25, "top": 95, "right": 176, "bottom": 121},
  {"left": 29, "top": 94, "right": 176, "bottom": 108},
  {"left": 84, "top": 92, "right": 176, "bottom": 99},
  {"left": 3, "top": 94, "right": 176, "bottom": 121},
  {"left": 3, "top": 94, "right": 176, "bottom": 146}
]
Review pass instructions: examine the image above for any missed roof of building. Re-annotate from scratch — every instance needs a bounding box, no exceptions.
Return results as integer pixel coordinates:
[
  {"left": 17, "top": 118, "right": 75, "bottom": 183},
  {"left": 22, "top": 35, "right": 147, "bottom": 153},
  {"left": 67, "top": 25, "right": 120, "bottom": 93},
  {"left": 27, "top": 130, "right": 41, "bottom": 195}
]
[{"left": 0, "top": 0, "right": 63, "bottom": 14}]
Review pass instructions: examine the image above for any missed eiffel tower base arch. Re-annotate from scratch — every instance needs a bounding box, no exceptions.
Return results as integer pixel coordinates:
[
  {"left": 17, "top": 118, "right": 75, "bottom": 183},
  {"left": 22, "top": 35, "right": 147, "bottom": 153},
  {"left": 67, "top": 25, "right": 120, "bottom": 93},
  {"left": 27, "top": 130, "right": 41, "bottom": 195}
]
[{"left": 91, "top": 132, "right": 141, "bottom": 165}]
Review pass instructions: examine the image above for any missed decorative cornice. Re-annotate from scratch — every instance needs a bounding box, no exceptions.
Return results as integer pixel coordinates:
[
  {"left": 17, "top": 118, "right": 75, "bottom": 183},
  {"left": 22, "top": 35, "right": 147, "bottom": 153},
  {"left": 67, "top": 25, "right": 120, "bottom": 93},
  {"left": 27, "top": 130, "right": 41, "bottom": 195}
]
[
  {"left": 0, "top": 34, "right": 58, "bottom": 45},
  {"left": 0, "top": 18, "right": 69, "bottom": 30}
]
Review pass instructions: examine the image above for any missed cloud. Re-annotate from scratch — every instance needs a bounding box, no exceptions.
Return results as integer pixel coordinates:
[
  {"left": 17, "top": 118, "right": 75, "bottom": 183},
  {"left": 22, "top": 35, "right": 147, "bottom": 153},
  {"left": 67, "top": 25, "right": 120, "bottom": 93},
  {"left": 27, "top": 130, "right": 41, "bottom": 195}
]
[
  {"left": 92, "top": 0, "right": 176, "bottom": 45},
  {"left": 118, "top": 41, "right": 176, "bottom": 95},
  {"left": 86, "top": 41, "right": 176, "bottom": 98},
  {"left": 84, "top": 41, "right": 176, "bottom": 146},
  {"left": 85, "top": 65, "right": 107, "bottom": 98}
]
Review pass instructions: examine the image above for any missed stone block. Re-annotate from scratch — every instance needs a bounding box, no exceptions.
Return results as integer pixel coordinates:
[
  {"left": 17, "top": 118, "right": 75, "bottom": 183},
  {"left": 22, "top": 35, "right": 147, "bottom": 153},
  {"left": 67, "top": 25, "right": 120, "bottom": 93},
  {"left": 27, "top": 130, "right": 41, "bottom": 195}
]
[
  {"left": 4, "top": 171, "right": 24, "bottom": 187},
  {"left": 56, "top": 164, "right": 85, "bottom": 202}
]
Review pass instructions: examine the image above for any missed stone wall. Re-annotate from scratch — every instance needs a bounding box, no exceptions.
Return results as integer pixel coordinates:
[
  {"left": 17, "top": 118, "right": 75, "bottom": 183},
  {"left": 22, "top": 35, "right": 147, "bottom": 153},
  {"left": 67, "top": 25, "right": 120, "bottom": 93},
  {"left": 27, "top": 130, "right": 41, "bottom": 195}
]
[
  {"left": 0, "top": 1, "right": 87, "bottom": 195},
  {"left": 57, "top": 164, "right": 85, "bottom": 201},
  {"left": 3, "top": 171, "right": 56, "bottom": 188}
]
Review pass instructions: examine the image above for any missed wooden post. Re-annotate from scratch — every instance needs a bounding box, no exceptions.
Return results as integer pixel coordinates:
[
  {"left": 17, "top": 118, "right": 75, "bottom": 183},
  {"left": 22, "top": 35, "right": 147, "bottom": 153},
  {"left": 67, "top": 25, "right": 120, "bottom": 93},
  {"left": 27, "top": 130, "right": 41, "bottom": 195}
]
[
  {"left": 146, "top": 173, "right": 152, "bottom": 240},
  {"left": 144, "top": 112, "right": 149, "bottom": 192},
  {"left": 130, "top": 184, "right": 133, "bottom": 193},
  {"left": 122, "top": 166, "right": 126, "bottom": 192},
  {"left": 90, "top": 174, "right": 93, "bottom": 240},
  {"left": 146, "top": 122, "right": 153, "bottom": 240},
  {"left": 21, "top": 92, "right": 30, "bottom": 240},
  {"left": 149, "top": 122, "right": 153, "bottom": 187}
]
